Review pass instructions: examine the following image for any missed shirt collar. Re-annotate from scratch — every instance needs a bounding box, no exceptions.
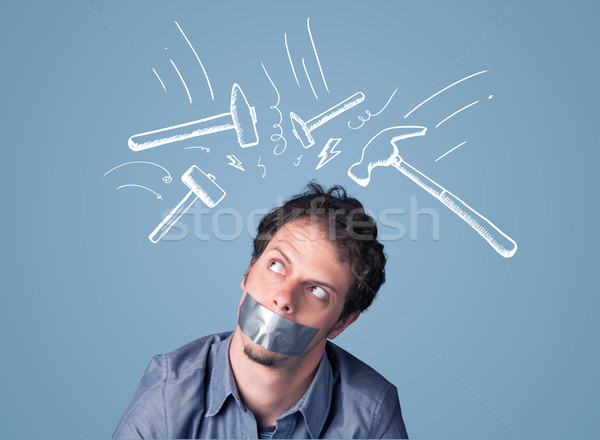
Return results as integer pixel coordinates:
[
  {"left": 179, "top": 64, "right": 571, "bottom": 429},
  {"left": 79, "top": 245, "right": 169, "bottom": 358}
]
[
  {"left": 205, "top": 332, "right": 239, "bottom": 417},
  {"left": 205, "top": 333, "right": 334, "bottom": 439},
  {"left": 277, "top": 349, "right": 333, "bottom": 439}
]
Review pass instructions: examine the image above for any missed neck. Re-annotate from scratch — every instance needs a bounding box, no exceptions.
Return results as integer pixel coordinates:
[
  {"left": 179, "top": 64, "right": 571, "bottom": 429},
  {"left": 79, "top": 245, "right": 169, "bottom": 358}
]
[{"left": 229, "top": 327, "right": 325, "bottom": 426}]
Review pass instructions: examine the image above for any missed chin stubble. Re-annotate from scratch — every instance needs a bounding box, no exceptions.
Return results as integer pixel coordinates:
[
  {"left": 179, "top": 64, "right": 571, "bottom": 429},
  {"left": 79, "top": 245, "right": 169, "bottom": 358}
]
[{"left": 243, "top": 344, "right": 279, "bottom": 368}]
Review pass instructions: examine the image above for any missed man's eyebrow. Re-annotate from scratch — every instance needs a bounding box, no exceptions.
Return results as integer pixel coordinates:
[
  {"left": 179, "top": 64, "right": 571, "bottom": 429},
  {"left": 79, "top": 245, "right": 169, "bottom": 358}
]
[
  {"left": 270, "top": 247, "right": 292, "bottom": 266},
  {"left": 307, "top": 279, "right": 339, "bottom": 297}
]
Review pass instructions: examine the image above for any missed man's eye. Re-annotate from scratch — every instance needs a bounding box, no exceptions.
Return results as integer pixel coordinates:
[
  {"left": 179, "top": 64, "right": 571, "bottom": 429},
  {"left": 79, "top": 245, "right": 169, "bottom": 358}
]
[
  {"left": 269, "top": 259, "right": 285, "bottom": 274},
  {"left": 308, "top": 286, "right": 329, "bottom": 300}
]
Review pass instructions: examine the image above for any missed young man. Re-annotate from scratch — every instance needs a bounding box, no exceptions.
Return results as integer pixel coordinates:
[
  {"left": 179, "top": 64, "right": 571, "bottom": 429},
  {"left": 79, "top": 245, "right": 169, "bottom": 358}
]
[{"left": 113, "top": 183, "right": 408, "bottom": 439}]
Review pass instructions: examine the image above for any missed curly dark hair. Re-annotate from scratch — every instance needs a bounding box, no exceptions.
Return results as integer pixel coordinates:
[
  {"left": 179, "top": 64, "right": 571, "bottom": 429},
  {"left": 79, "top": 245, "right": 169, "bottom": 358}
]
[{"left": 251, "top": 182, "right": 386, "bottom": 323}]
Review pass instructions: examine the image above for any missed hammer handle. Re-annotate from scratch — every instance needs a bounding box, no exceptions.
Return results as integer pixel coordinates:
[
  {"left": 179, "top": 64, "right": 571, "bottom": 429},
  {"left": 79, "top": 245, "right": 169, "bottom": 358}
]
[
  {"left": 149, "top": 190, "right": 198, "bottom": 243},
  {"left": 129, "top": 113, "right": 234, "bottom": 151},
  {"left": 395, "top": 160, "right": 517, "bottom": 258},
  {"left": 306, "top": 92, "right": 365, "bottom": 130}
]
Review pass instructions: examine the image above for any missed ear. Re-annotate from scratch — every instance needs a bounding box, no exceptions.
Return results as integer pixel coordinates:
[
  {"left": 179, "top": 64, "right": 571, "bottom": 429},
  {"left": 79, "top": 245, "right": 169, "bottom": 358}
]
[
  {"left": 240, "top": 257, "right": 256, "bottom": 290},
  {"left": 327, "top": 311, "right": 360, "bottom": 340}
]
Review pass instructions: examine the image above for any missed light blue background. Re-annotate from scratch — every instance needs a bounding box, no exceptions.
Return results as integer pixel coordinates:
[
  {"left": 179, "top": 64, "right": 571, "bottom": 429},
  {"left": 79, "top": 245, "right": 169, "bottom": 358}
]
[{"left": 1, "top": 1, "right": 598, "bottom": 439}]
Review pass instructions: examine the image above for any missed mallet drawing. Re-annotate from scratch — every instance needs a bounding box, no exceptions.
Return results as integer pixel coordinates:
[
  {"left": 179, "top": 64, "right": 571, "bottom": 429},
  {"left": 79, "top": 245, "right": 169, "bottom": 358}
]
[
  {"left": 149, "top": 165, "right": 226, "bottom": 243},
  {"left": 290, "top": 92, "right": 365, "bottom": 149},
  {"left": 348, "top": 126, "right": 517, "bottom": 258},
  {"left": 129, "top": 83, "right": 259, "bottom": 151}
]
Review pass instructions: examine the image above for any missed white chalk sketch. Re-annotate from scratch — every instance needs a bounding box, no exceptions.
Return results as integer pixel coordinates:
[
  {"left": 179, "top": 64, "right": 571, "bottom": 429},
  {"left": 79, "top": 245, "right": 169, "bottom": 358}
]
[
  {"left": 347, "top": 126, "right": 517, "bottom": 258},
  {"left": 226, "top": 154, "right": 245, "bottom": 171},
  {"left": 302, "top": 58, "right": 318, "bottom": 100},
  {"left": 152, "top": 68, "right": 167, "bottom": 93},
  {"left": 284, "top": 33, "right": 300, "bottom": 88},
  {"left": 257, "top": 156, "right": 266, "bottom": 178},
  {"left": 436, "top": 100, "right": 479, "bottom": 128},
  {"left": 175, "top": 20, "right": 214, "bottom": 101},
  {"left": 306, "top": 17, "right": 329, "bottom": 93},
  {"left": 170, "top": 59, "right": 192, "bottom": 104},
  {"left": 435, "top": 141, "right": 467, "bottom": 162},
  {"left": 184, "top": 146, "right": 211, "bottom": 153},
  {"left": 103, "top": 161, "right": 173, "bottom": 183},
  {"left": 404, "top": 70, "right": 489, "bottom": 119},
  {"left": 348, "top": 89, "right": 398, "bottom": 130},
  {"left": 149, "top": 165, "right": 226, "bottom": 243},
  {"left": 290, "top": 92, "right": 365, "bottom": 149},
  {"left": 128, "top": 83, "right": 259, "bottom": 151},
  {"left": 294, "top": 154, "right": 303, "bottom": 166},
  {"left": 116, "top": 184, "right": 163, "bottom": 201},
  {"left": 261, "top": 62, "right": 288, "bottom": 156},
  {"left": 316, "top": 138, "right": 342, "bottom": 170}
]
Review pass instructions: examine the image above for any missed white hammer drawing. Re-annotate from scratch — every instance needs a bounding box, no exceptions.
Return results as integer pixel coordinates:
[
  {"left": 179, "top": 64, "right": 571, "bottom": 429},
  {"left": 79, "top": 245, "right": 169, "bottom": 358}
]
[
  {"left": 290, "top": 92, "right": 365, "bottom": 149},
  {"left": 149, "top": 165, "right": 226, "bottom": 243},
  {"left": 348, "top": 126, "right": 517, "bottom": 258},
  {"left": 129, "top": 84, "right": 259, "bottom": 151}
]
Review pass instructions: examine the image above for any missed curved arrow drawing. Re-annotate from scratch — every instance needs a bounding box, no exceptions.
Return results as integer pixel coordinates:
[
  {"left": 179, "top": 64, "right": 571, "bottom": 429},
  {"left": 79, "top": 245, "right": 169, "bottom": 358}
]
[
  {"left": 103, "top": 161, "right": 172, "bottom": 183},
  {"left": 115, "top": 184, "right": 163, "bottom": 201}
]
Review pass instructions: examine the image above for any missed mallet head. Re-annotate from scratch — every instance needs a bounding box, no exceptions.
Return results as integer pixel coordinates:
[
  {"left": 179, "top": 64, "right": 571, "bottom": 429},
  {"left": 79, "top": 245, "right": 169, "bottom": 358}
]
[
  {"left": 348, "top": 126, "right": 427, "bottom": 187},
  {"left": 230, "top": 83, "right": 259, "bottom": 148},
  {"left": 182, "top": 165, "right": 226, "bottom": 208},
  {"left": 290, "top": 112, "right": 314, "bottom": 149}
]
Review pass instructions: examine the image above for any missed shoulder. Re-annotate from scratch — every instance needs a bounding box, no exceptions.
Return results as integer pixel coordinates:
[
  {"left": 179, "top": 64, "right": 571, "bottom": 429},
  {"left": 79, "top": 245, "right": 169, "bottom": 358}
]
[
  {"left": 162, "top": 331, "right": 232, "bottom": 380},
  {"left": 326, "top": 340, "right": 394, "bottom": 406},
  {"left": 325, "top": 341, "right": 408, "bottom": 438},
  {"left": 112, "top": 331, "right": 232, "bottom": 439}
]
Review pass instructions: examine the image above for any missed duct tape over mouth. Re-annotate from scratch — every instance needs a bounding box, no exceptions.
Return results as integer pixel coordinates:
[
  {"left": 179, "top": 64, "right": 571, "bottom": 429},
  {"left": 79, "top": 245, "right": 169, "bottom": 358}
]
[{"left": 238, "top": 292, "right": 320, "bottom": 356}]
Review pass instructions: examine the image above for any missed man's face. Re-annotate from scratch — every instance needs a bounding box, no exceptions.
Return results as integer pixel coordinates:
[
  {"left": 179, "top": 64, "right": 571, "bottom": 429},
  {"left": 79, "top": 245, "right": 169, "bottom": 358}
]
[{"left": 238, "top": 219, "right": 355, "bottom": 367}]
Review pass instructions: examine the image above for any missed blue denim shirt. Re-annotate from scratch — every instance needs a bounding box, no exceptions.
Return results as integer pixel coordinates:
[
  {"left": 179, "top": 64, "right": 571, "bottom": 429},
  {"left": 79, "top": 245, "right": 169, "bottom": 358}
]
[{"left": 113, "top": 332, "right": 408, "bottom": 439}]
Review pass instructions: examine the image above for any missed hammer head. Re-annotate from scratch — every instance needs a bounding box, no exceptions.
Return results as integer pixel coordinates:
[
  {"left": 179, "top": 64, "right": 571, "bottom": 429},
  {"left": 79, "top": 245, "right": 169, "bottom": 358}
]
[
  {"left": 182, "top": 165, "right": 226, "bottom": 208},
  {"left": 347, "top": 126, "right": 427, "bottom": 187},
  {"left": 290, "top": 112, "right": 314, "bottom": 149},
  {"left": 230, "top": 83, "right": 259, "bottom": 148}
]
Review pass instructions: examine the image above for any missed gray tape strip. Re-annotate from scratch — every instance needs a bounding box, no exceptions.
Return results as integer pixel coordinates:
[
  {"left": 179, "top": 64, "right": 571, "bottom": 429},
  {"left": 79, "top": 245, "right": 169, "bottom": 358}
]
[{"left": 238, "top": 293, "right": 320, "bottom": 356}]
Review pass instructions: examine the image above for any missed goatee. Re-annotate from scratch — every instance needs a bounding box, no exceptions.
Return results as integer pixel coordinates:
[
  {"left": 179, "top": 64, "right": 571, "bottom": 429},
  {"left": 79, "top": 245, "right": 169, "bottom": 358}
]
[{"left": 243, "top": 344, "right": 279, "bottom": 367}]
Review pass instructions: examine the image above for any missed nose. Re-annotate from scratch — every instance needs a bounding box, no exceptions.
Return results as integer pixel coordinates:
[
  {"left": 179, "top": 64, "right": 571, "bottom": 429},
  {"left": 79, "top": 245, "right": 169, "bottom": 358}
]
[{"left": 271, "top": 283, "right": 297, "bottom": 315}]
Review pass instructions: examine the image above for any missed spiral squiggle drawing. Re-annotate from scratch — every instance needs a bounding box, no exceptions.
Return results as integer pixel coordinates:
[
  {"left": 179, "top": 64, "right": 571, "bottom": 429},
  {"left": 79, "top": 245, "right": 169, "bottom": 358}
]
[
  {"left": 348, "top": 89, "right": 398, "bottom": 130},
  {"left": 261, "top": 62, "right": 288, "bottom": 156}
]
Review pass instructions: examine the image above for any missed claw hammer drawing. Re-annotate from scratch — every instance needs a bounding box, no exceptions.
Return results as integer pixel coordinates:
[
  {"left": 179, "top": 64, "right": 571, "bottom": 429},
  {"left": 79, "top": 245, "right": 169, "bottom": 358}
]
[{"left": 347, "top": 126, "right": 517, "bottom": 258}]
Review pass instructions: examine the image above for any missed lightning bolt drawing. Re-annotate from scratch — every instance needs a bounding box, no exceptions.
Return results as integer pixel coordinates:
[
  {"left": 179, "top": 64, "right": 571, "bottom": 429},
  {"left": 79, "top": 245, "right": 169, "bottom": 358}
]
[
  {"left": 316, "top": 138, "right": 342, "bottom": 170},
  {"left": 226, "top": 154, "right": 245, "bottom": 171}
]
